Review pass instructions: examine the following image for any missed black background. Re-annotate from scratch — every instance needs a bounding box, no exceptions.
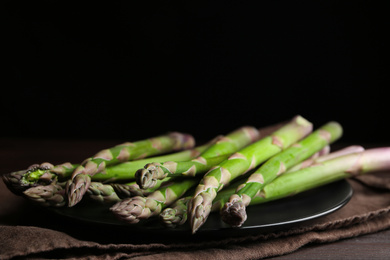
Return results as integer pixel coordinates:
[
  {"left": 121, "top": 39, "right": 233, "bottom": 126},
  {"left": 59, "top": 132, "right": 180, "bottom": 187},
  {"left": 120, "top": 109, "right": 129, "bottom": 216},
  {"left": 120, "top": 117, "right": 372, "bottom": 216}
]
[{"left": 3, "top": 1, "right": 388, "bottom": 144}]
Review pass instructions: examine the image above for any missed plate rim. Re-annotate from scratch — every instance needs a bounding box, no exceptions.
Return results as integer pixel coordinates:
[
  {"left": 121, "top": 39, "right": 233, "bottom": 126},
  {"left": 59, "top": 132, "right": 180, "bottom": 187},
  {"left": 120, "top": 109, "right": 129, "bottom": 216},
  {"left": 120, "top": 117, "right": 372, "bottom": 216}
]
[{"left": 47, "top": 179, "right": 353, "bottom": 237}]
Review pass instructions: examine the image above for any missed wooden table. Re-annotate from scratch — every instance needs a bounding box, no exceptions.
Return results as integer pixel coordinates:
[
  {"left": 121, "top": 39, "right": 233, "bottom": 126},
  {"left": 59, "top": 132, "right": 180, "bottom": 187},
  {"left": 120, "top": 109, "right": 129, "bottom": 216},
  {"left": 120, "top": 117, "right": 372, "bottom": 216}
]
[{"left": 1, "top": 138, "right": 389, "bottom": 259}]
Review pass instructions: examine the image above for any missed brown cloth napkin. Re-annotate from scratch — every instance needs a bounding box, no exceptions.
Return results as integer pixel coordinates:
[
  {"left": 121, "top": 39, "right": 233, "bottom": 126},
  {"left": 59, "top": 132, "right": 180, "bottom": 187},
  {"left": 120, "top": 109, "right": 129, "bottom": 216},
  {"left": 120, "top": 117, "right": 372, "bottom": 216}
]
[{"left": 1, "top": 172, "right": 390, "bottom": 260}]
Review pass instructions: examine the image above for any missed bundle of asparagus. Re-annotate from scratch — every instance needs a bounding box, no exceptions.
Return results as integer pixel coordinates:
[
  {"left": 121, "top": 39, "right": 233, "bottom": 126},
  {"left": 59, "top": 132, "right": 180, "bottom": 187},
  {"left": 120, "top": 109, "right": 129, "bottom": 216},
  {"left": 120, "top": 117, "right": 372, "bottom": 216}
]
[
  {"left": 221, "top": 121, "right": 343, "bottom": 227},
  {"left": 134, "top": 126, "right": 259, "bottom": 189},
  {"left": 66, "top": 132, "right": 196, "bottom": 206},
  {"left": 159, "top": 145, "right": 389, "bottom": 228},
  {"left": 187, "top": 115, "right": 314, "bottom": 233},
  {"left": 2, "top": 115, "right": 390, "bottom": 236},
  {"left": 3, "top": 133, "right": 203, "bottom": 203}
]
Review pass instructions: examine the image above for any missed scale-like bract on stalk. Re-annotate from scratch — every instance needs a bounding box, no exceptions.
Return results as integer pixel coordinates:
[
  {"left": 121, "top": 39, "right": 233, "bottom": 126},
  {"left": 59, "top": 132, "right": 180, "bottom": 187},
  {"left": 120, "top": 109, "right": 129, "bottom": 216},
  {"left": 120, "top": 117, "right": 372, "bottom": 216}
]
[
  {"left": 66, "top": 132, "right": 195, "bottom": 207},
  {"left": 160, "top": 146, "right": 390, "bottom": 228},
  {"left": 110, "top": 179, "right": 198, "bottom": 224},
  {"left": 135, "top": 126, "right": 260, "bottom": 189},
  {"left": 221, "top": 121, "right": 343, "bottom": 227},
  {"left": 187, "top": 115, "right": 313, "bottom": 233},
  {"left": 251, "top": 147, "right": 390, "bottom": 204}
]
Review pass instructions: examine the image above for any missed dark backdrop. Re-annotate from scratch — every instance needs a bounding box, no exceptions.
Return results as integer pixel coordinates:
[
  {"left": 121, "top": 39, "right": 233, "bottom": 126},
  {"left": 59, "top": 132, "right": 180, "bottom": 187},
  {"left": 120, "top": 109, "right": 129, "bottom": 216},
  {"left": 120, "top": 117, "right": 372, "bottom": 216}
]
[{"left": 3, "top": 1, "right": 388, "bottom": 144}]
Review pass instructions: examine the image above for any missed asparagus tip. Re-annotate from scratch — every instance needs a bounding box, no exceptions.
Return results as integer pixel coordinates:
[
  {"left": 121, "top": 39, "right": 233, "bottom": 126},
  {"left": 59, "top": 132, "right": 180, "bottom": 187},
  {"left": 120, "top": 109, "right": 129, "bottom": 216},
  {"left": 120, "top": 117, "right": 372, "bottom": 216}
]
[
  {"left": 135, "top": 163, "right": 160, "bottom": 189},
  {"left": 159, "top": 208, "right": 185, "bottom": 228},
  {"left": 2, "top": 170, "right": 29, "bottom": 195},
  {"left": 110, "top": 196, "right": 147, "bottom": 224},
  {"left": 188, "top": 193, "right": 212, "bottom": 234},
  {"left": 66, "top": 174, "right": 91, "bottom": 207},
  {"left": 22, "top": 162, "right": 56, "bottom": 186},
  {"left": 220, "top": 200, "right": 247, "bottom": 227},
  {"left": 23, "top": 182, "right": 66, "bottom": 207},
  {"left": 86, "top": 182, "right": 121, "bottom": 204},
  {"left": 2, "top": 162, "right": 58, "bottom": 196}
]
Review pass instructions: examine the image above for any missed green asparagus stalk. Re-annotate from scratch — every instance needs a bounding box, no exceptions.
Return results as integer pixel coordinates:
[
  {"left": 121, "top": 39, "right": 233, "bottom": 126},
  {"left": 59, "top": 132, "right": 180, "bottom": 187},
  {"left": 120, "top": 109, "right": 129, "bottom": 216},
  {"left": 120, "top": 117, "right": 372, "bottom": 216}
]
[
  {"left": 64, "top": 141, "right": 211, "bottom": 184},
  {"left": 187, "top": 115, "right": 313, "bottom": 233},
  {"left": 136, "top": 122, "right": 286, "bottom": 190},
  {"left": 220, "top": 121, "right": 343, "bottom": 227},
  {"left": 160, "top": 177, "right": 246, "bottom": 228},
  {"left": 3, "top": 139, "right": 212, "bottom": 202},
  {"left": 278, "top": 145, "right": 331, "bottom": 173},
  {"left": 160, "top": 174, "right": 264, "bottom": 228},
  {"left": 136, "top": 155, "right": 231, "bottom": 190},
  {"left": 66, "top": 132, "right": 195, "bottom": 207},
  {"left": 283, "top": 146, "right": 330, "bottom": 173},
  {"left": 135, "top": 126, "right": 260, "bottom": 189},
  {"left": 215, "top": 147, "right": 366, "bottom": 210},
  {"left": 300, "top": 145, "right": 331, "bottom": 166},
  {"left": 197, "top": 126, "right": 261, "bottom": 158},
  {"left": 2, "top": 124, "right": 279, "bottom": 196},
  {"left": 110, "top": 178, "right": 198, "bottom": 224},
  {"left": 159, "top": 145, "right": 383, "bottom": 228},
  {"left": 91, "top": 141, "right": 213, "bottom": 183},
  {"left": 250, "top": 147, "right": 390, "bottom": 204},
  {"left": 285, "top": 145, "right": 364, "bottom": 173}
]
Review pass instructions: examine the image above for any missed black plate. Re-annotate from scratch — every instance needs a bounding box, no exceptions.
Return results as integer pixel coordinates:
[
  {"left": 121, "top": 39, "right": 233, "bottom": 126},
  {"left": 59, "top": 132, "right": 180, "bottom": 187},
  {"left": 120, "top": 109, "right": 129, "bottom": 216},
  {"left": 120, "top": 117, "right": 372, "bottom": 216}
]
[{"left": 49, "top": 180, "right": 352, "bottom": 240}]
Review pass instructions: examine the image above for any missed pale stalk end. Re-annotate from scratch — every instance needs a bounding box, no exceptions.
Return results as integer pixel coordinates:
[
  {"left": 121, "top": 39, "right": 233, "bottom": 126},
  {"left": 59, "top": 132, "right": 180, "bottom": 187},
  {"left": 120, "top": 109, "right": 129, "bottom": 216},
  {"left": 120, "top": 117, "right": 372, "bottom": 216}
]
[{"left": 360, "top": 147, "right": 390, "bottom": 173}]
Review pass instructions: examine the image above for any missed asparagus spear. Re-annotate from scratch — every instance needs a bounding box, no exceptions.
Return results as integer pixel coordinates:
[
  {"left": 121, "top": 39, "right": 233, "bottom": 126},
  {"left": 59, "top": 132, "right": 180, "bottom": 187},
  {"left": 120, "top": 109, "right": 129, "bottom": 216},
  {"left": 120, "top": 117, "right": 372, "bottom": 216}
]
[
  {"left": 136, "top": 155, "right": 231, "bottom": 190},
  {"left": 3, "top": 139, "right": 213, "bottom": 204},
  {"left": 2, "top": 170, "right": 35, "bottom": 196},
  {"left": 136, "top": 122, "right": 286, "bottom": 190},
  {"left": 160, "top": 146, "right": 387, "bottom": 228},
  {"left": 2, "top": 124, "right": 277, "bottom": 196},
  {"left": 159, "top": 196, "right": 192, "bottom": 228},
  {"left": 271, "top": 145, "right": 331, "bottom": 174},
  {"left": 86, "top": 181, "right": 152, "bottom": 204},
  {"left": 135, "top": 126, "right": 260, "bottom": 189},
  {"left": 111, "top": 177, "right": 174, "bottom": 199},
  {"left": 285, "top": 145, "right": 364, "bottom": 173},
  {"left": 22, "top": 178, "right": 172, "bottom": 207},
  {"left": 66, "top": 132, "right": 195, "bottom": 207},
  {"left": 187, "top": 115, "right": 313, "bottom": 233},
  {"left": 110, "top": 178, "right": 198, "bottom": 224},
  {"left": 23, "top": 181, "right": 67, "bottom": 207},
  {"left": 86, "top": 182, "right": 121, "bottom": 204},
  {"left": 91, "top": 141, "right": 212, "bottom": 183},
  {"left": 63, "top": 142, "right": 211, "bottom": 184},
  {"left": 160, "top": 177, "right": 247, "bottom": 228},
  {"left": 221, "top": 121, "right": 343, "bottom": 227},
  {"left": 87, "top": 179, "right": 175, "bottom": 204},
  {"left": 250, "top": 147, "right": 390, "bottom": 204},
  {"left": 2, "top": 162, "right": 77, "bottom": 196}
]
